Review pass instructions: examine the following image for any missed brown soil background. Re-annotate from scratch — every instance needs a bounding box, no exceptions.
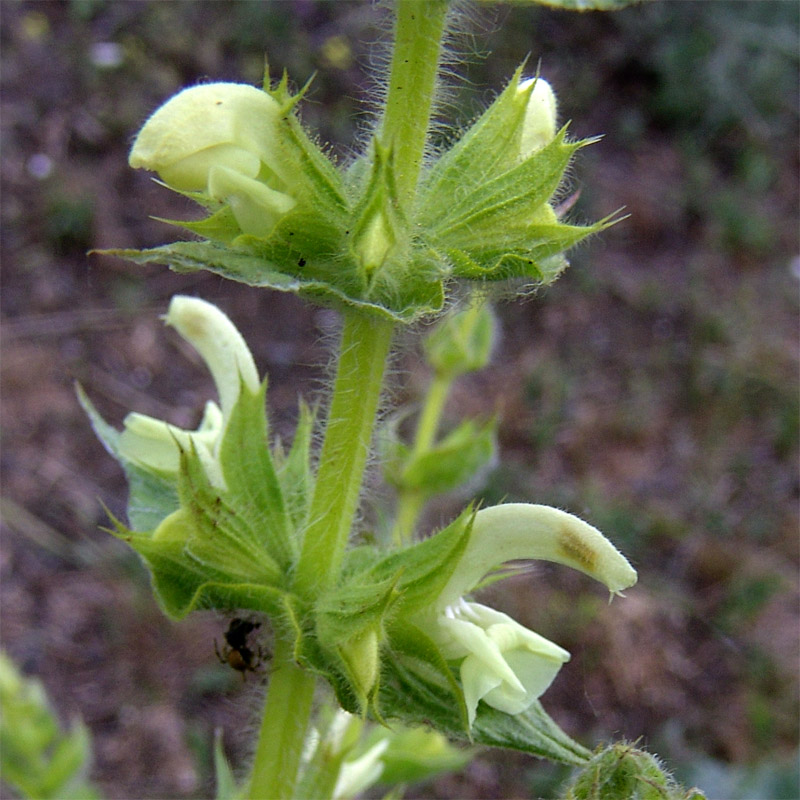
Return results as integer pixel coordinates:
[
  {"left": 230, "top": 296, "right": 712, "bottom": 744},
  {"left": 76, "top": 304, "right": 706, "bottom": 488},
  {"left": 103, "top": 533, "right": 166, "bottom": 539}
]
[{"left": 1, "top": 2, "right": 798, "bottom": 798}]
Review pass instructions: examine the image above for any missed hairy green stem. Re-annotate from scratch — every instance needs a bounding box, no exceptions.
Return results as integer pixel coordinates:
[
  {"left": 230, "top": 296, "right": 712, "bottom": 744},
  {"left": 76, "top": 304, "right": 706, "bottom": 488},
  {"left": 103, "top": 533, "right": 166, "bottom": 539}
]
[
  {"left": 381, "top": 0, "right": 449, "bottom": 204},
  {"left": 249, "top": 5, "right": 449, "bottom": 794},
  {"left": 247, "top": 639, "right": 316, "bottom": 799},
  {"left": 412, "top": 371, "right": 451, "bottom": 456},
  {"left": 392, "top": 371, "right": 454, "bottom": 545},
  {"left": 294, "top": 312, "right": 394, "bottom": 596}
]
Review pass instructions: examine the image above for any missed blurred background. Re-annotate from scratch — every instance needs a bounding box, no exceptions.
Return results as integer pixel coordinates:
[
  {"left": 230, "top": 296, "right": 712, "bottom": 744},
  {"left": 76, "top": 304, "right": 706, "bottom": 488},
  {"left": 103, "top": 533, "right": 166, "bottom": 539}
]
[{"left": 1, "top": 1, "right": 798, "bottom": 798}]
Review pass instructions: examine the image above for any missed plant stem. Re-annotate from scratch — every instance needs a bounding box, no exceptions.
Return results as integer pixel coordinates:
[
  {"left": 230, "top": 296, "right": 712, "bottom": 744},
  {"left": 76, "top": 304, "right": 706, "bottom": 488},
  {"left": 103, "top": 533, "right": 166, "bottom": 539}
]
[
  {"left": 412, "top": 371, "right": 451, "bottom": 457},
  {"left": 381, "top": 0, "right": 449, "bottom": 204},
  {"left": 391, "top": 371, "right": 454, "bottom": 545},
  {"left": 250, "top": 6, "right": 449, "bottom": 794},
  {"left": 294, "top": 311, "right": 394, "bottom": 596},
  {"left": 247, "top": 638, "right": 316, "bottom": 799}
]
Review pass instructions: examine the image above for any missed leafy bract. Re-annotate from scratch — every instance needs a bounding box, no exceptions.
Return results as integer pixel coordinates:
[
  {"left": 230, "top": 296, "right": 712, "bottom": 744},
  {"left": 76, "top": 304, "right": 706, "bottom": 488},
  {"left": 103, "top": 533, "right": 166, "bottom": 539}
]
[
  {"left": 377, "top": 640, "right": 591, "bottom": 765},
  {"left": 99, "top": 242, "right": 445, "bottom": 323},
  {"left": 77, "top": 384, "right": 179, "bottom": 530},
  {"left": 384, "top": 418, "right": 497, "bottom": 496}
]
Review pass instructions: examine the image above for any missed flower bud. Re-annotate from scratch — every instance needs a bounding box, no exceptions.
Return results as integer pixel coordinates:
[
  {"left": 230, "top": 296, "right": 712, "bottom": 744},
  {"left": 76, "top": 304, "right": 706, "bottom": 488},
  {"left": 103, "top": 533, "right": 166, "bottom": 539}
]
[
  {"left": 339, "top": 628, "right": 380, "bottom": 703},
  {"left": 517, "top": 77, "right": 558, "bottom": 157},
  {"left": 354, "top": 209, "right": 394, "bottom": 277},
  {"left": 566, "top": 742, "right": 708, "bottom": 800},
  {"left": 424, "top": 301, "right": 497, "bottom": 377}
]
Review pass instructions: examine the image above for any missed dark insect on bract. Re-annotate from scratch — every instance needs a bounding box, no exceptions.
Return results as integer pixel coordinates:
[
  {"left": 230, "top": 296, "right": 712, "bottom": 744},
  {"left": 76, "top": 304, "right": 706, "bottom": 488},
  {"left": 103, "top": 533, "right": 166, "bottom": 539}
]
[{"left": 215, "top": 618, "right": 265, "bottom": 679}]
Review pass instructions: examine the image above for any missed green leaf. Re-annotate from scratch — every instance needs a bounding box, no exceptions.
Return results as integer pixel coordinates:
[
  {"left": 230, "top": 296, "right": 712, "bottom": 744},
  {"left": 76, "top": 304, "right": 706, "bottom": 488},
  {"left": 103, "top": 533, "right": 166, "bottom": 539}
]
[
  {"left": 363, "top": 508, "right": 475, "bottom": 616},
  {"left": 428, "top": 130, "right": 583, "bottom": 240},
  {"left": 266, "top": 80, "right": 350, "bottom": 222},
  {"left": 103, "top": 509, "right": 285, "bottom": 619},
  {"left": 178, "top": 446, "right": 282, "bottom": 585},
  {"left": 439, "top": 212, "right": 616, "bottom": 284},
  {"left": 443, "top": 246, "right": 567, "bottom": 285},
  {"left": 162, "top": 204, "right": 241, "bottom": 244},
  {"left": 472, "top": 701, "right": 591, "bottom": 766},
  {"left": 420, "top": 131, "right": 613, "bottom": 286},
  {"left": 306, "top": 511, "right": 476, "bottom": 712},
  {"left": 418, "top": 66, "right": 531, "bottom": 221},
  {"left": 384, "top": 622, "right": 470, "bottom": 731},
  {"left": 366, "top": 725, "right": 474, "bottom": 788},
  {"left": 394, "top": 418, "right": 497, "bottom": 496},
  {"left": 378, "top": 647, "right": 590, "bottom": 765},
  {"left": 317, "top": 574, "right": 399, "bottom": 650},
  {"left": 0, "top": 652, "right": 100, "bottom": 800},
  {"left": 443, "top": 212, "right": 614, "bottom": 261},
  {"left": 316, "top": 572, "right": 399, "bottom": 710},
  {"left": 98, "top": 242, "right": 444, "bottom": 323}
]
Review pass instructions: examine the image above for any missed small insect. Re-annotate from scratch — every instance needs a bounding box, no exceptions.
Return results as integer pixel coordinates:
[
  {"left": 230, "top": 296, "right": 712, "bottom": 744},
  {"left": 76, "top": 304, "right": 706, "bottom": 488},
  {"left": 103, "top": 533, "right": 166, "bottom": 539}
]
[{"left": 214, "top": 617, "right": 265, "bottom": 679}]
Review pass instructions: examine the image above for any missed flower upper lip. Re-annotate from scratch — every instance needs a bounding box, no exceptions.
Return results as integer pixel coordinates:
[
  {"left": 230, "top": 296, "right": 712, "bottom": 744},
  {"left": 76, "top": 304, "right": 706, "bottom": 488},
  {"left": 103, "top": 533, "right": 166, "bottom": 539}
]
[
  {"left": 435, "top": 503, "right": 638, "bottom": 611},
  {"left": 117, "top": 295, "right": 260, "bottom": 486}
]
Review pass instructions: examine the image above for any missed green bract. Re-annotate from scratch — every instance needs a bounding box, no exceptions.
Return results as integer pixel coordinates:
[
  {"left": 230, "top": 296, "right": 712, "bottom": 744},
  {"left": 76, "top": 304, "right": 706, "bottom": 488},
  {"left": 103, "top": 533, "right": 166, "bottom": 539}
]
[
  {"left": 424, "top": 302, "right": 497, "bottom": 378},
  {"left": 104, "top": 67, "right": 611, "bottom": 322}
]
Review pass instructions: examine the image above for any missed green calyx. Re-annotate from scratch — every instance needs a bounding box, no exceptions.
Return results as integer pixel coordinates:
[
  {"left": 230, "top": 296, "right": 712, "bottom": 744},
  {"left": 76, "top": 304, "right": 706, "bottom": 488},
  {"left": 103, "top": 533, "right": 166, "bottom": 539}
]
[
  {"left": 106, "top": 63, "right": 611, "bottom": 323},
  {"left": 84, "top": 377, "right": 309, "bottom": 623}
]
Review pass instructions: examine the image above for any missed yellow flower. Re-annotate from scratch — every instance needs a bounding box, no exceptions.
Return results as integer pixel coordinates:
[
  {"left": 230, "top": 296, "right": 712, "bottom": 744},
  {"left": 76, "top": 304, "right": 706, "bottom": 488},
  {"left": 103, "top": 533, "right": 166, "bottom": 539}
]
[
  {"left": 129, "top": 83, "right": 296, "bottom": 236},
  {"left": 416, "top": 503, "right": 637, "bottom": 727}
]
